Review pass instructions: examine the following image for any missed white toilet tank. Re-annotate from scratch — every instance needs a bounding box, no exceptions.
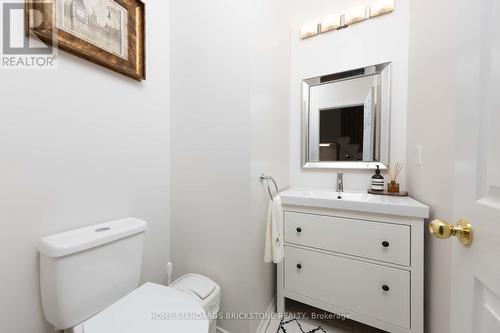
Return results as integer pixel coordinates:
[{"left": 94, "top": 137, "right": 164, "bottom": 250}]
[{"left": 38, "top": 218, "right": 147, "bottom": 330}]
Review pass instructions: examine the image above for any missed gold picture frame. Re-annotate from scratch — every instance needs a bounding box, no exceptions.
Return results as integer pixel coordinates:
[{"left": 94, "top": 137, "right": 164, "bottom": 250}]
[{"left": 25, "top": 0, "right": 145, "bottom": 81}]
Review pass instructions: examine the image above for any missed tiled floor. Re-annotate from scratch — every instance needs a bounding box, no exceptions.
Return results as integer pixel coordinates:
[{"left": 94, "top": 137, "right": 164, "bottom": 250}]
[{"left": 264, "top": 300, "right": 386, "bottom": 333}]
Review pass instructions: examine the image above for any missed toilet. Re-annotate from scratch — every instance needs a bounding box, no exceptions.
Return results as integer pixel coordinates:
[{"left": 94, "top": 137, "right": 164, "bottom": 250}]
[{"left": 38, "top": 217, "right": 220, "bottom": 333}]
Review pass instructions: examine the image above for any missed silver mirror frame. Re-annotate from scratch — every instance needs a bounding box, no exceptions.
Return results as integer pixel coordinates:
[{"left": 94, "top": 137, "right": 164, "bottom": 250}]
[{"left": 302, "top": 63, "right": 391, "bottom": 170}]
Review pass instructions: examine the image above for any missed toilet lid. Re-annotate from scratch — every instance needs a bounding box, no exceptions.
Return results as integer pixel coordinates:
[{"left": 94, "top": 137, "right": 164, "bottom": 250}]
[{"left": 82, "top": 283, "right": 208, "bottom": 333}]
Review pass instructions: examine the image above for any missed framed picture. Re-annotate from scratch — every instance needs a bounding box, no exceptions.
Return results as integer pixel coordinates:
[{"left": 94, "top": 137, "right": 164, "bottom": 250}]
[{"left": 26, "top": 0, "right": 145, "bottom": 80}]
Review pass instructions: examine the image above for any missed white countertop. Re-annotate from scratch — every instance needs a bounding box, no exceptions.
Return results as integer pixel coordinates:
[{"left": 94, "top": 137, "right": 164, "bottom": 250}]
[{"left": 279, "top": 188, "right": 430, "bottom": 219}]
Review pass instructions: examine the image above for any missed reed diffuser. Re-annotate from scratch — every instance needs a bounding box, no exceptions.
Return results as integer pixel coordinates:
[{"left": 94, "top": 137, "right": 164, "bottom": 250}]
[{"left": 388, "top": 162, "right": 404, "bottom": 193}]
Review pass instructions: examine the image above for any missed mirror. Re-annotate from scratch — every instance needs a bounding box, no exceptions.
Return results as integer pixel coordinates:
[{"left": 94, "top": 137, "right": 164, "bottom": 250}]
[{"left": 302, "top": 63, "right": 391, "bottom": 169}]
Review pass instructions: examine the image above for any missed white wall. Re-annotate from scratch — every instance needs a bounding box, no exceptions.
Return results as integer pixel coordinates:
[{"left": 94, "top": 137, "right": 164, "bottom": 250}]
[
  {"left": 406, "top": 1, "right": 455, "bottom": 332},
  {"left": 0, "top": 1, "right": 170, "bottom": 332},
  {"left": 249, "top": 1, "right": 290, "bottom": 331},
  {"left": 169, "top": 1, "right": 289, "bottom": 332},
  {"left": 288, "top": 0, "right": 409, "bottom": 191},
  {"left": 170, "top": 2, "right": 252, "bottom": 332}
]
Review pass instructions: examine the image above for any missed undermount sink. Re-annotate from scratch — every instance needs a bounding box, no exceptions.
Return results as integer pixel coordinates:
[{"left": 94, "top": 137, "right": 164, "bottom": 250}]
[{"left": 279, "top": 188, "right": 429, "bottom": 218}]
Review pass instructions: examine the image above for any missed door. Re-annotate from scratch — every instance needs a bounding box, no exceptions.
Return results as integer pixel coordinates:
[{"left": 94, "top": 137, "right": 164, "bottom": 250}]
[{"left": 432, "top": 0, "right": 500, "bottom": 332}]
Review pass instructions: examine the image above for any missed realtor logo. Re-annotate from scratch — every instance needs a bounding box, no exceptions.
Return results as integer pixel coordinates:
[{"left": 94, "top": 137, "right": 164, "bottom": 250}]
[{"left": 1, "top": 0, "right": 57, "bottom": 69}]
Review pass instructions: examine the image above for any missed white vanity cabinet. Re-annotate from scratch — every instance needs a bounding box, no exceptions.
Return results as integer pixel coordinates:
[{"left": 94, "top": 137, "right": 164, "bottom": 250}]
[{"left": 277, "top": 189, "right": 429, "bottom": 333}]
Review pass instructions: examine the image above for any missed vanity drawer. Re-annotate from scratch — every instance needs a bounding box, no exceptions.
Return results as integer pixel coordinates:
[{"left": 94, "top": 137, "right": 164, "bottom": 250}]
[
  {"left": 284, "top": 246, "right": 410, "bottom": 329},
  {"left": 284, "top": 212, "right": 411, "bottom": 266}
]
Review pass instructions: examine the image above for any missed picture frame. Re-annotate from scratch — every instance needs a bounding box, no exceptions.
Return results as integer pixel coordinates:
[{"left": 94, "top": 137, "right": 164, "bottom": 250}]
[{"left": 25, "top": 0, "right": 145, "bottom": 81}]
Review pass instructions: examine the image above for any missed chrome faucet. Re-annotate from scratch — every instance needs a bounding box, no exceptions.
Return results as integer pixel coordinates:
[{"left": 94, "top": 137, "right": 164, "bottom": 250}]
[{"left": 336, "top": 172, "right": 344, "bottom": 192}]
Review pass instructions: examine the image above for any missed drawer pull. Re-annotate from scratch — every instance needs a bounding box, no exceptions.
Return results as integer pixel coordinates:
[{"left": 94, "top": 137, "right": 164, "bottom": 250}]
[
  {"left": 296, "top": 227, "right": 302, "bottom": 233},
  {"left": 296, "top": 264, "right": 302, "bottom": 270},
  {"left": 382, "top": 284, "right": 390, "bottom": 292},
  {"left": 382, "top": 241, "right": 390, "bottom": 248}
]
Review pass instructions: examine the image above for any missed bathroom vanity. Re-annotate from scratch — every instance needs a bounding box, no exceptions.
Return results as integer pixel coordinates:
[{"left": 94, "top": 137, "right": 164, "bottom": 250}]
[{"left": 277, "top": 188, "right": 429, "bottom": 333}]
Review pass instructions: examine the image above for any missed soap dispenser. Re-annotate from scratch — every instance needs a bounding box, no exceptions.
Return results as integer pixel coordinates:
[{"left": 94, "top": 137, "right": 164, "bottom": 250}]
[{"left": 371, "top": 165, "right": 385, "bottom": 191}]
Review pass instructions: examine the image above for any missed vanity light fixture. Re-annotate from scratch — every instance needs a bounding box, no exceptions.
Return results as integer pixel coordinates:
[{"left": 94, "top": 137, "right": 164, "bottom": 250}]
[
  {"left": 320, "top": 15, "right": 341, "bottom": 33},
  {"left": 370, "top": 0, "right": 395, "bottom": 18},
  {"left": 343, "top": 5, "right": 368, "bottom": 26},
  {"left": 300, "top": 22, "right": 320, "bottom": 39},
  {"left": 301, "top": 0, "right": 395, "bottom": 40}
]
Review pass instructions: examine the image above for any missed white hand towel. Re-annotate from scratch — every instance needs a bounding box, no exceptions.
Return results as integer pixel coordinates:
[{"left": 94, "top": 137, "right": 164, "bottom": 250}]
[{"left": 264, "top": 195, "right": 284, "bottom": 264}]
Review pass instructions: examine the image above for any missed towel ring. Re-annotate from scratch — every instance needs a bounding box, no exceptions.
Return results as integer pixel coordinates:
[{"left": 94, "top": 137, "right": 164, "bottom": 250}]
[{"left": 259, "top": 174, "right": 280, "bottom": 201}]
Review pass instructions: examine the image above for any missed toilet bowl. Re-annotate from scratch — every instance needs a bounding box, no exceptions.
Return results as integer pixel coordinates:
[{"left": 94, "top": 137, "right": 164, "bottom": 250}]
[
  {"left": 79, "top": 283, "right": 208, "bottom": 333},
  {"left": 38, "top": 218, "right": 212, "bottom": 333}
]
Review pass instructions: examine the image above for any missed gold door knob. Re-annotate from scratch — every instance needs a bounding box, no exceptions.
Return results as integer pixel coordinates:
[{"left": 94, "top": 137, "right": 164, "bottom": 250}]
[{"left": 429, "top": 219, "right": 473, "bottom": 247}]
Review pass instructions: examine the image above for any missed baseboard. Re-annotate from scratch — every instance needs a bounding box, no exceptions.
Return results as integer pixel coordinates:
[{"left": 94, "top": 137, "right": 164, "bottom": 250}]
[
  {"left": 256, "top": 296, "right": 277, "bottom": 333},
  {"left": 216, "top": 327, "right": 231, "bottom": 333},
  {"left": 216, "top": 297, "right": 276, "bottom": 333}
]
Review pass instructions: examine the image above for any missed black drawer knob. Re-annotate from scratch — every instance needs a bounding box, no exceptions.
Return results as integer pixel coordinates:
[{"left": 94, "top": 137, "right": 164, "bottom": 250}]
[
  {"left": 382, "top": 285, "right": 390, "bottom": 292},
  {"left": 296, "top": 227, "right": 302, "bottom": 233},
  {"left": 382, "top": 241, "right": 390, "bottom": 248},
  {"left": 296, "top": 264, "right": 302, "bottom": 270}
]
